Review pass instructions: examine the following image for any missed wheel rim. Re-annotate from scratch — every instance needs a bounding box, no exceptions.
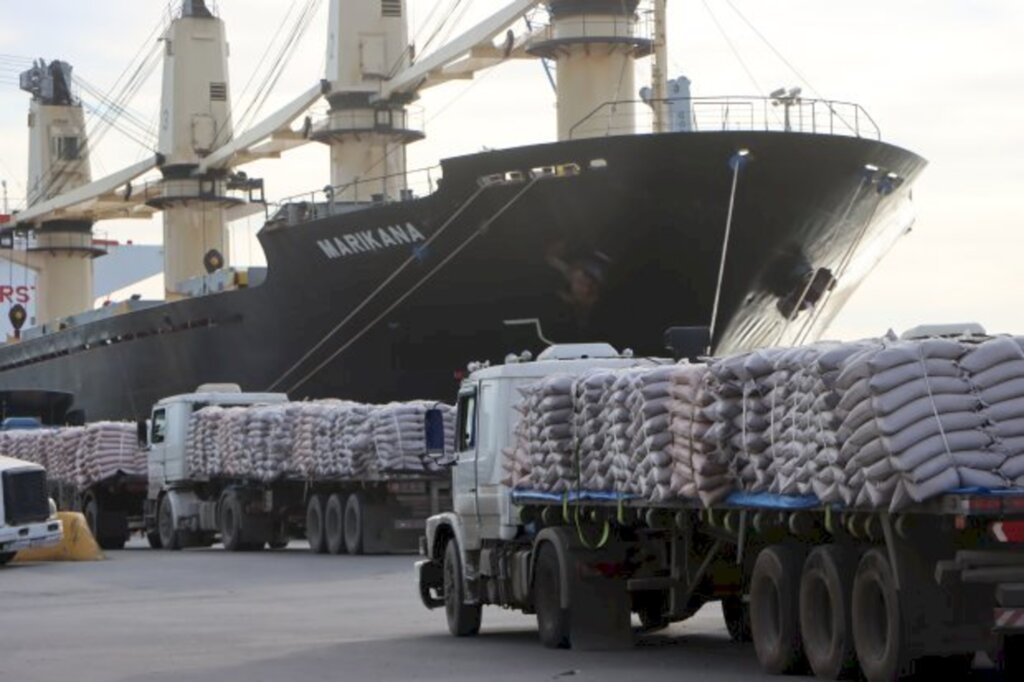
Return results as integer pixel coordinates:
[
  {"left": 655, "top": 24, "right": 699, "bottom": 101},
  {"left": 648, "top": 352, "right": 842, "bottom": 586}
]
[
  {"left": 535, "top": 551, "right": 560, "bottom": 636},
  {"left": 345, "top": 500, "right": 359, "bottom": 545},
  {"left": 159, "top": 501, "right": 173, "bottom": 545},
  {"left": 222, "top": 505, "right": 236, "bottom": 544},
  {"left": 327, "top": 503, "right": 340, "bottom": 540},
  {"left": 444, "top": 548, "right": 458, "bottom": 621},
  {"left": 860, "top": 577, "right": 889, "bottom": 663},
  {"left": 755, "top": 574, "right": 782, "bottom": 650},
  {"left": 307, "top": 502, "right": 320, "bottom": 544},
  {"left": 804, "top": 572, "right": 834, "bottom": 652}
]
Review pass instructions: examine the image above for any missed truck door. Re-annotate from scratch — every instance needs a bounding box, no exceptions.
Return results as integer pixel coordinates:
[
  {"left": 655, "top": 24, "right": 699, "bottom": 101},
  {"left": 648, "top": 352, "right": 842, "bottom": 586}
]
[
  {"left": 452, "top": 387, "right": 480, "bottom": 540},
  {"left": 146, "top": 407, "right": 170, "bottom": 492},
  {"left": 473, "top": 380, "right": 504, "bottom": 536}
]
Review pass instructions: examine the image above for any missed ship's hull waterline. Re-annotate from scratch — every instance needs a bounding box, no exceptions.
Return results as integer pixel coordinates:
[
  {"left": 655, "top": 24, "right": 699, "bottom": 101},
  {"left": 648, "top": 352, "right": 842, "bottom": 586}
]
[{"left": 0, "top": 131, "right": 926, "bottom": 422}]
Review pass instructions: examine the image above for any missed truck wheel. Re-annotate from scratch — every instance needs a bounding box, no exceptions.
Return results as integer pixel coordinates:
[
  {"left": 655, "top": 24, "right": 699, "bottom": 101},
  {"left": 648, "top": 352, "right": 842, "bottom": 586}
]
[
  {"left": 326, "top": 493, "right": 349, "bottom": 555},
  {"left": 158, "top": 496, "right": 183, "bottom": 551},
  {"left": 722, "top": 596, "right": 753, "bottom": 643},
  {"left": 750, "top": 544, "right": 808, "bottom": 675},
  {"left": 534, "top": 542, "right": 570, "bottom": 649},
  {"left": 852, "top": 548, "right": 906, "bottom": 682},
  {"left": 220, "top": 491, "right": 250, "bottom": 552},
  {"left": 0, "top": 552, "right": 15, "bottom": 566},
  {"left": 85, "top": 498, "right": 127, "bottom": 550},
  {"left": 443, "top": 540, "right": 482, "bottom": 637},
  {"left": 344, "top": 492, "right": 365, "bottom": 555},
  {"left": 800, "top": 545, "right": 860, "bottom": 680},
  {"left": 305, "top": 494, "right": 328, "bottom": 554},
  {"left": 146, "top": 530, "right": 163, "bottom": 550}
]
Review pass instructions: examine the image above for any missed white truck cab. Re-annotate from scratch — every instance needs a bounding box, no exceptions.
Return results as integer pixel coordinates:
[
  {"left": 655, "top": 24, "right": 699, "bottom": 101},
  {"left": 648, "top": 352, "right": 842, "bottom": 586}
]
[
  {"left": 417, "top": 344, "right": 657, "bottom": 620},
  {"left": 0, "top": 456, "right": 62, "bottom": 565},
  {"left": 143, "top": 384, "right": 288, "bottom": 548}
]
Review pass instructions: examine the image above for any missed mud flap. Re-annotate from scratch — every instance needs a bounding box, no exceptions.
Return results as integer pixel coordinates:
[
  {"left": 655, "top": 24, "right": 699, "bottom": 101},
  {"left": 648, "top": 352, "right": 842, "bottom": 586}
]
[{"left": 567, "top": 549, "right": 634, "bottom": 651}]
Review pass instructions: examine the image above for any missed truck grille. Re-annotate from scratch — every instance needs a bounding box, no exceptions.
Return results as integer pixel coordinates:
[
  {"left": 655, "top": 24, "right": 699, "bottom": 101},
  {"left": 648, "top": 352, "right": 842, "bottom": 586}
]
[{"left": 2, "top": 469, "right": 50, "bottom": 526}]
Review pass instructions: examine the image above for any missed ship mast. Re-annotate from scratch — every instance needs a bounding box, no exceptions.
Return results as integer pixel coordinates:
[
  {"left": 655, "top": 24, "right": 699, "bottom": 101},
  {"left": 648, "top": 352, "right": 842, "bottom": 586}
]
[
  {"left": 155, "top": 0, "right": 235, "bottom": 299},
  {"left": 18, "top": 59, "right": 101, "bottom": 325},
  {"left": 651, "top": 0, "right": 669, "bottom": 133},
  {"left": 316, "top": 0, "right": 422, "bottom": 202}
]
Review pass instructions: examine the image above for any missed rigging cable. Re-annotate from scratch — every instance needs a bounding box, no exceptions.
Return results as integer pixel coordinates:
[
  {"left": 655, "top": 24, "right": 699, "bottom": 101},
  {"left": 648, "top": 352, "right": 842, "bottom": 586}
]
[{"left": 700, "top": 0, "right": 765, "bottom": 96}]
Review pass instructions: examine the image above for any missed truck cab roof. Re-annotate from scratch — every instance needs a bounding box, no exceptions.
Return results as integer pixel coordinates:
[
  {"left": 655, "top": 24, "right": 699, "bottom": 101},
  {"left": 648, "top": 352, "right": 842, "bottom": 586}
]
[
  {"left": 0, "top": 455, "right": 45, "bottom": 474},
  {"left": 154, "top": 390, "right": 289, "bottom": 409},
  {"left": 461, "top": 343, "right": 671, "bottom": 388}
]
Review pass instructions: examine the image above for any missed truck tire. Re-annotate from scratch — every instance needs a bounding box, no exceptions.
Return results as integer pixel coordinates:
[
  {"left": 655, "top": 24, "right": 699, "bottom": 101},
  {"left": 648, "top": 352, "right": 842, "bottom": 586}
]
[
  {"left": 220, "top": 491, "right": 261, "bottom": 552},
  {"left": 750, "top": 544, "right": 808, "bottom": 675},
  {"left": 534, "top": 542, "right": 570, "bottom": 649},
  {"left": 0, "top": 552, "right": 15, "bottom": 566},
  {"left": 344, "top": 492, "right": 365, "bottom": 555},
  {"left": 305, "top": 494, "right": 327, "bottom": 554},
  {"left": 146, "top": 530, "right": 163, "bottom": 550},
  {"left": 443, "top": 540, "right": 481, "bottom": 637},
  {"left": 800, "top": 545, "right": 860, "bottom": 680},
  {"left": 326, "top": 493, "right": 349, "bottom": 555},
  {"left": 852, "top": 548, "right": 906, "bottom": 682},
  {"left": 158, "top": 496, "right": 183, "bottom": 551},
  {"left": 85, "top": 498, "right": 128, "bottom": 551},
  {"left": 722, "top": 596, "right": 753, "bottom": 643}
]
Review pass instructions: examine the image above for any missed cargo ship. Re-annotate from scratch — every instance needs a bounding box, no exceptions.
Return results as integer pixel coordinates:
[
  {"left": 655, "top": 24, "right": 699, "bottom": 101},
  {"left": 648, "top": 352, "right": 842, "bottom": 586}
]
[{"left": 0, "top": 0, "right": 925, "bottom": 423}]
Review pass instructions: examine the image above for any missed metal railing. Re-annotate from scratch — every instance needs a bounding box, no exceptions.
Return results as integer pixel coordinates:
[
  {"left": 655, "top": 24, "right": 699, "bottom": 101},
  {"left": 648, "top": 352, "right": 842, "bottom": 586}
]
[
  {"left": 526, "top": 1, "right": 656, "bottom": 52},
  {"left": 569, "top": 96, "right": 882, "bottom": 141},
  {"left": 267, "top": 165, "right": 443, "bottom": 227}
]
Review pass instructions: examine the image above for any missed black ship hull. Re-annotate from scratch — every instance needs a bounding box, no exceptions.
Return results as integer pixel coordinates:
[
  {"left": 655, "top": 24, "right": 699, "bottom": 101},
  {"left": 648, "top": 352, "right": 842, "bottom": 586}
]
[{"left": 0, "top": 131, "right": 925, "bottom": 421}]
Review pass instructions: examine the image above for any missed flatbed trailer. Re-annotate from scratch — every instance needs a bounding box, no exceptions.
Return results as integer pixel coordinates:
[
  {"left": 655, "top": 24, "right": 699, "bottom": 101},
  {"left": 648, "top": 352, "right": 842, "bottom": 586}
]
[
  {"left": 147, "top": 471, "right": 450, "bottom": 554},
  {"left": 414, "top": 343, "right": 1024, "bottom": 681}
]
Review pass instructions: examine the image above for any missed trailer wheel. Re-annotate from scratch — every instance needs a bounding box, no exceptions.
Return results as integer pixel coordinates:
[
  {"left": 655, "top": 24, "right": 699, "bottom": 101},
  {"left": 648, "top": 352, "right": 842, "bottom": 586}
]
[
  {"left": 800, "top": 545, "right": 860, "bottom": 680},
  {"left": 750, "top": 544, "right": 808, "bottom": 675},
  {"left": 443, "top": 540, "right": 481, "bottom": 637},
  {"left": 158, "top": 496, "right": 182, "bottom": 551},
  {"left": 852, "top": 548, "right": 906, "bottom": 682},
  {"left": 326, "top": 493, "right": 349, "bottom": 555},
  {"left": 722, "top": 596, "right": 753, "bottom": 643},
  {"left": 534, "top": 542, "right": 570, "bottom": 649},
  {"left": 220, "top": 491, "right": 249, "bottom": 552},
  {"left": 0, "top": 552, "right": 15, "bottom": 566},
  {"left": 84, "top": 497, "right": 127, "bottom": 550},
  {"left": 305, "top": 494, "right": 327, "bottom": 554},
  {"left": 344, "top": 492, "right": 365, "bottom": 555}
]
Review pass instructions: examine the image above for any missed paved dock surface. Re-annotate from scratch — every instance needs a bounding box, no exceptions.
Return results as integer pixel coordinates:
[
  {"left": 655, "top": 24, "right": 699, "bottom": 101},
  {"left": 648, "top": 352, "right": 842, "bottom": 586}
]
[{"left": 0, "top": 540, "right": 1008, "bottom": 681}]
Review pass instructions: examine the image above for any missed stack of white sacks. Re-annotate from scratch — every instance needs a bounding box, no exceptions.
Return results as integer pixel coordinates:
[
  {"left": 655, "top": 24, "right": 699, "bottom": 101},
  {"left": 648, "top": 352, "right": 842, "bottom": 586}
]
[
  {"left": 505, "top": 334, "right": 1024, "bottom": 510},
  {"left": 0, "top": 422, "right": 144, "bottom": 488},
  {"left": 186, "top": 400, "right": 455, "bottom": 482}
]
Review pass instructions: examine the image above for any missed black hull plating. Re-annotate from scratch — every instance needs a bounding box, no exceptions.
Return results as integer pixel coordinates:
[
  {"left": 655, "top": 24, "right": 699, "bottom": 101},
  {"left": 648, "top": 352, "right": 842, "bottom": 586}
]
[{"left": 0, "top": 132, "right": 926, "bottom": 421}]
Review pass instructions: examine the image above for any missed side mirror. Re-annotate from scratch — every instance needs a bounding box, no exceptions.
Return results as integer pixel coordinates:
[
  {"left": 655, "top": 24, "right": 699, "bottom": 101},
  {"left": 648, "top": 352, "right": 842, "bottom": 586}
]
[
  {"left": 137, "top": 419, "right": 150, "bottom": 448},
  {"left": 424, "top": 408, "right": 450, "bottom": 464}
]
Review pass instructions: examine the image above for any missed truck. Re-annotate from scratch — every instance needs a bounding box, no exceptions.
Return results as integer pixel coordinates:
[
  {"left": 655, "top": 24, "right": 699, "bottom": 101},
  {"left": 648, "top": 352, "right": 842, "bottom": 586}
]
[
  {"left": 0, "top": 417, "right": 144, "bottom": 550},
  {"left": 416, "top": 342, "right": 1024, "bottom": 681},
  {"left": 0, "top": 455, "right": 63, "bottom": 564},
  {"left": 143, "top": 385, "right": 451, "bottom": 554}
]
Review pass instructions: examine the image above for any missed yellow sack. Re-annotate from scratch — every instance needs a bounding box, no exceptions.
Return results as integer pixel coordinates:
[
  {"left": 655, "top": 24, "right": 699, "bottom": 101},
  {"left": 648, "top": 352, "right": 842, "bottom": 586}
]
[{"left": 14, "top": 512, "right": 105, "bottom": 563}]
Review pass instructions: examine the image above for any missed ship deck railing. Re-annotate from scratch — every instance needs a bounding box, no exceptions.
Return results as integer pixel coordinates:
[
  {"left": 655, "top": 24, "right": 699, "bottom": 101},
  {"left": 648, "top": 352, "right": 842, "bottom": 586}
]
[
  {"left": 265, "top": 165, "right": 442, "bottom": 227},
  {"left": 569, "top": 95, "right": 882, "bottom": 141}
]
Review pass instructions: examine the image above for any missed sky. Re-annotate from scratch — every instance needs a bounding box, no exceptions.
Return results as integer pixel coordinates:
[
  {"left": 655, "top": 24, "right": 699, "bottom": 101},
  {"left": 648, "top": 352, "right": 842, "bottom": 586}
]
[{"left": 0, "top": 0, "right": 1022, "bottom": 341}]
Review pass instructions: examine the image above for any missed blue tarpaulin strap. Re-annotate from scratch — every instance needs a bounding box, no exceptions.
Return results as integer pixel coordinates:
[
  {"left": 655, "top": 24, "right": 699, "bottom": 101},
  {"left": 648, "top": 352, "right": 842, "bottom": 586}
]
[{"left": 725, "top": 492, "right": 821, "bottom": 510}]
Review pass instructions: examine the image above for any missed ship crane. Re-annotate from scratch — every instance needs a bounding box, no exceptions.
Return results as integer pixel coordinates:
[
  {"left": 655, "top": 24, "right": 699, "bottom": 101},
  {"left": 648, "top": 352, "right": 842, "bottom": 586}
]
[{"left": 5, "top": 0, "right": 667, "bottom": 325}]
